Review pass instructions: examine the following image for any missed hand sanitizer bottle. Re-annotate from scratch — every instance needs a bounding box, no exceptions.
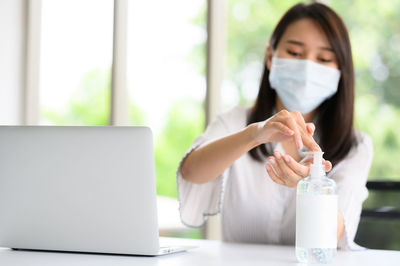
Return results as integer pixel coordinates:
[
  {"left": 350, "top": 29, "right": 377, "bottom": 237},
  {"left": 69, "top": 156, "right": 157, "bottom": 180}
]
[{"left": 296, "top": 151, "right": 338, "bottom": 264}]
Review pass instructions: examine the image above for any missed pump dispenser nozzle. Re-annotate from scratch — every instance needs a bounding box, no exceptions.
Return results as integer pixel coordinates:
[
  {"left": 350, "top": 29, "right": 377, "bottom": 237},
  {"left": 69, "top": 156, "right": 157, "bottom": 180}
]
[{"left": 309, "top": 151, "right": 325, "bottom": 178}]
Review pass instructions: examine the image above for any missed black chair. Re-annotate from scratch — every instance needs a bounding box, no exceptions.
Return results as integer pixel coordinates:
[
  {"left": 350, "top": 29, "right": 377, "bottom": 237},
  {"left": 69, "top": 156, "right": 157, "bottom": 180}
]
[{"left": 354, "top": 181, "right": 400, "bottom": 250}]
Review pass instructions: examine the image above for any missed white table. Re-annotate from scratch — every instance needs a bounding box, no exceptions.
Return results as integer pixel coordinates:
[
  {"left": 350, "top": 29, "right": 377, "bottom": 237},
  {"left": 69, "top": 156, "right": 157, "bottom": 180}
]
[{"left": 0, "top": 237, "right": 399, "bottom": 266}]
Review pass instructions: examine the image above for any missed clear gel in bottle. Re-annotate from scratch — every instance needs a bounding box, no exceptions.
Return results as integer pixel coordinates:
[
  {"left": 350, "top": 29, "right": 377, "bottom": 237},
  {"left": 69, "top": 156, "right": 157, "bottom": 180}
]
[{"left": 296, "top": 151, "right": 338, "bottom": 264}]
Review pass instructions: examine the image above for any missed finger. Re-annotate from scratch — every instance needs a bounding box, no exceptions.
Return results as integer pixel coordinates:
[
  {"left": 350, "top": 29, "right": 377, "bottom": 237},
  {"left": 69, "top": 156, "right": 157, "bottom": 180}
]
[
  {"left": 283, "top": 154, "right": 309, "bottom": 177},
  {"left": 292, "top": 111, "right": 306, "bottom": 124},
  {"left": 270, "top": 121, "right": 294, "bottom": 136},
  {"left": 266, "top": 163, "right": 286, "bottom": 186},
  {"left": 306, "top": 123, "right": 315, "bottom": 135},
  {"left": 301, "top": 132, "right": 321, "bottom": 152},
  {"left": 281, "top": 116, "right": 303, "bottom": 149},
  {"left": 323, "top": 160, "right": 332, "bottom": 172},
  {"left": 268, "top": 156, "right": 285, "bottom": 179},
  {"left": 290, "top": 112, "right": 319, "bottom": 151},
  {"left": 274, "top": 151, "right": 300, "bottom": 182},
  {"left": 292, "top": 111, "right": 307, "bottom": 133}
]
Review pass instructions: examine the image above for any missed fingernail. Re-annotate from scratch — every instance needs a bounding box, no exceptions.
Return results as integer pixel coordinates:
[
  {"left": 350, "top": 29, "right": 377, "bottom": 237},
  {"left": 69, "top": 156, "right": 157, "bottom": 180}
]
[
  {"left": 284, "top": 155, "right": 290, "bottom": 163},
  {"left": 274, "top": 151, "right": 281, "bottom": 159},
  {"left": 269, "top": 157, "right": 275, "bottom": 164},
  {"left": 297, "top": 140, "right": 303, "bottom": 149},
  {"left": 266, "top": 164, "right": 271, "bottom": 171}
]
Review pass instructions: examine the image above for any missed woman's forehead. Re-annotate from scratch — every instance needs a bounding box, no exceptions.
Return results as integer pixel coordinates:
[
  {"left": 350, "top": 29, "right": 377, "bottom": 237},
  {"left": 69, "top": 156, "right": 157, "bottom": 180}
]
[{"left": 278, "top": 18, "right": 332, "bottom": 50}]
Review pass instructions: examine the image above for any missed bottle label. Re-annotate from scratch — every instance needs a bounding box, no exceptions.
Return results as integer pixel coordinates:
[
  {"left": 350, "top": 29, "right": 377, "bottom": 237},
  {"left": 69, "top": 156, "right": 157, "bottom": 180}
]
[{"left": 296, "top": 194, "right": 338, "bottom": 248}]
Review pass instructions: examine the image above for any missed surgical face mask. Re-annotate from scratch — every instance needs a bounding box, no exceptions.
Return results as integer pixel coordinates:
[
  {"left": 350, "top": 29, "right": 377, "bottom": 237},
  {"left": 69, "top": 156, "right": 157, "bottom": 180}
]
[{"left": 268, "top": 56, "right": 341, "bottom": 114}]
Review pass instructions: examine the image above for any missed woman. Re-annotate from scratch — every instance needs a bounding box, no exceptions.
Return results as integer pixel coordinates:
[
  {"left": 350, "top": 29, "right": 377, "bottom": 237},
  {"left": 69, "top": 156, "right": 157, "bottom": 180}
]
[{"left": 177, "top": 2, "right": 373, "bottom": 250}]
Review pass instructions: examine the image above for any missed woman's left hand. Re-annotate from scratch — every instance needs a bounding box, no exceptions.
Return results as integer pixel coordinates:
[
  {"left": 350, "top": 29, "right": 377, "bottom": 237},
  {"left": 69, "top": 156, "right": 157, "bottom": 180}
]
[{"left": 265, "top": 151, "right": 332, "bottom": 188}]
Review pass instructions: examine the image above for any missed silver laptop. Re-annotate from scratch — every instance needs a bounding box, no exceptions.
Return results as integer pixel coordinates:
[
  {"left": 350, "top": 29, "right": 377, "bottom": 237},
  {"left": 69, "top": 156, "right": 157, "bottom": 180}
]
[{"left": 0, "top": 126, "right": 186, "bottom": 256}]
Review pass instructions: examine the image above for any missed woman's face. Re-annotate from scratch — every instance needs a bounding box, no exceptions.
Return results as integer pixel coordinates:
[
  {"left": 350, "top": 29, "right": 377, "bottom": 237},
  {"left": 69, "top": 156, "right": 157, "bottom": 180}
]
[{"left": 266, "top": 18, "right": 339, "bottom": 70}]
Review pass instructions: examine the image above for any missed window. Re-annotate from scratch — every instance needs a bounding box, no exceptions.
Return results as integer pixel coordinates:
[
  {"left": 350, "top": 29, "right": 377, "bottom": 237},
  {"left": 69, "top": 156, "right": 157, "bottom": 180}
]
[
  {"left": 126, "top": 0, "right": 206, "bottom": 198},
  {"left": 39, "top": 0, "right": 114, "bottom": 126},
  {"left": 127, "top": 0, "right": 206, "bottom": 238}
]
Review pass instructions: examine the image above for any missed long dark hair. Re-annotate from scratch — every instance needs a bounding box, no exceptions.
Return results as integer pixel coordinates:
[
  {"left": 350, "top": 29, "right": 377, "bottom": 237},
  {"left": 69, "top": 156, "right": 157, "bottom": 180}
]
[{"left": 248, "top": 2, "right": 357, "bottom": 166}]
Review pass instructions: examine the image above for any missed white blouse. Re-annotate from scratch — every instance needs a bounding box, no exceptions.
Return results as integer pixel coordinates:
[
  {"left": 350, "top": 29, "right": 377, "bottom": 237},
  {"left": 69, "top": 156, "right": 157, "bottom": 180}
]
[{"left": 177, "top": 106, "right": 373, "bottom": 250}]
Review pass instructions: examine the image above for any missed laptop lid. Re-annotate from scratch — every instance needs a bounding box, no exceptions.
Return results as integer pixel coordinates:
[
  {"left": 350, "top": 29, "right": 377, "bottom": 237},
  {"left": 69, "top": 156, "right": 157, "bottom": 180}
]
[{"left": 0, "top": 126, "right": 160, "bottom": 255}]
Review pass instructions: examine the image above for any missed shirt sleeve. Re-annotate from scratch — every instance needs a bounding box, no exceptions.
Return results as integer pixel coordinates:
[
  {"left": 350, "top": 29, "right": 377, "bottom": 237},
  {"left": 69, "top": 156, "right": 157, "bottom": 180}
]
[
  {"left": 327, "top": 132, "right": 373, "bottom": 250},
  {"left": 176, "top": 114, "right": 232, "bottom": 228}
]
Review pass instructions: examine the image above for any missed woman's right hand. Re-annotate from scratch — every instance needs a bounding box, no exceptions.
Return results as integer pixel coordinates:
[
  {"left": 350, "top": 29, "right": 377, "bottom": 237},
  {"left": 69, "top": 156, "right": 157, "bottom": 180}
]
[{"left": 248, "top": 110, "right": 320, "bottom": 151}]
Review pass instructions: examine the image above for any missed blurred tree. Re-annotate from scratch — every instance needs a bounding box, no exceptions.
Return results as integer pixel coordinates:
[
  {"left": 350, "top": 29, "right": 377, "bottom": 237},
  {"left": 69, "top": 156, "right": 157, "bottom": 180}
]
[
  {"left": 154, "top": 100, "right": 204, "bottom": 198},
  {"left": 42, "top": 68, "right": 147, "bottom": 126},
  {"left": 42, "top": 69, "right": 111, "bottom": 126}
]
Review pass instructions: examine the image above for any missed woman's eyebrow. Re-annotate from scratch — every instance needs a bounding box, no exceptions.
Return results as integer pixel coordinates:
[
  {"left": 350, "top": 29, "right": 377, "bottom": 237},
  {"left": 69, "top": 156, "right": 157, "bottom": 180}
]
[
  {"left": 319, "top": 46, "right": 334, "bottom": 52},
  {"left": 286, "top": 40, "right": 304, "bottom": 46}
]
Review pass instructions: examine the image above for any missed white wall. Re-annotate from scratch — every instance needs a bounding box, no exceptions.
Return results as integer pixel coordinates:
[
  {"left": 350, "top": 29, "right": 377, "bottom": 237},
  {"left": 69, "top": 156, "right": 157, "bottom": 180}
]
[{"left": 0, "top": 0, "right": 25, "bottom": 124}]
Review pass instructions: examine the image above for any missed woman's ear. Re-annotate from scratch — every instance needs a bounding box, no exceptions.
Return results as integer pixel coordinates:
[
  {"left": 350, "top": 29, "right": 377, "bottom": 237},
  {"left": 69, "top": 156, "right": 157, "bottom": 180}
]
[{"left": 266, "top": 45, "right": 273, "bottom": 70}]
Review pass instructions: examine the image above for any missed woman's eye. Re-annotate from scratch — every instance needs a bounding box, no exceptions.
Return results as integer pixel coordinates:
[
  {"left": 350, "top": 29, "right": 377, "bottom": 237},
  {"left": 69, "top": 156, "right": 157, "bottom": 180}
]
[
  {"left": 287, "top": 50, "right": 301, "bottom": 57},
  {"left": 318, "top": 58, "right": 332, "bottom": 63}
]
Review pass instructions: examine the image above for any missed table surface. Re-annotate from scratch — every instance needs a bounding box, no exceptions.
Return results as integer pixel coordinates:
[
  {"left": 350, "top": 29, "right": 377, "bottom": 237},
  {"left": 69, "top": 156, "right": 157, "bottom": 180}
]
[{"left": 0, "top": 237, "right": 399, "bottom": 266}]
